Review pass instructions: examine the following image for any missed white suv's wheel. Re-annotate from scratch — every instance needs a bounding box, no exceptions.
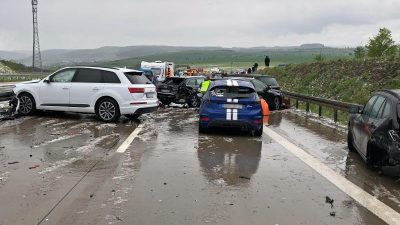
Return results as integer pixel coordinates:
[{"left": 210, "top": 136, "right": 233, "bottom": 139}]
[
  {"left": 96, "top": 98, "right": 120, "bottom": 122},
  {"left": 18, "top": 93, "right": 36, "bottom": 115}
]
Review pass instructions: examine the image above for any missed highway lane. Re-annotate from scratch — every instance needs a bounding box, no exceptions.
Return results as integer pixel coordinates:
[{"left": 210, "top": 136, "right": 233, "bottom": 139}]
[{"left": 0, "top": 108, "right": 399, "bottom": 224}]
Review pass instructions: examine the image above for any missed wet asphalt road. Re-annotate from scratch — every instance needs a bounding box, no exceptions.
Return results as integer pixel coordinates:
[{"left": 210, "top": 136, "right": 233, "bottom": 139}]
[{"left": 0, "top": 108, "right": 399, "bottom": 225}]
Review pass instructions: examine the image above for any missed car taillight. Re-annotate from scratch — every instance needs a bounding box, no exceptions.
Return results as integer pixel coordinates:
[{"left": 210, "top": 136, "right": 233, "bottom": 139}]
[
  {"left": 128, "top": 87, "right": 145, "bottom": 93},
  {"left": 254, "top": 119, "right": 263, "bottom": 124},
  {"left": 200, "top": 116, "right": 209, "bottom": 121}
]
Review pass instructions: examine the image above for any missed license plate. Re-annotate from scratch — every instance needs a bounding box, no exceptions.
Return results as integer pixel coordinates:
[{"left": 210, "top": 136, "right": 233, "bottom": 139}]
[
  {"left": 161, "top": 89, "right": 170, "bottom": 93},
  {"left": 146, "top": 93, "right": 155, "bottom": 98},
  {"left": 223, "top": 104, "right": 243, "bottom": 109}
]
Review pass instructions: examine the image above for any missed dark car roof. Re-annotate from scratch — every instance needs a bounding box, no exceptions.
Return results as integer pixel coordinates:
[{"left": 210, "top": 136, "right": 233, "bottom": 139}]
[
  {"left": 226, "top": 74, "right": 274, "bottom": 78},
  {"left": 377, "top": 89, "right": 400, "bottom": 100},
  {"left": 210, "top": 79, "right": 255, "bottom": 90}
]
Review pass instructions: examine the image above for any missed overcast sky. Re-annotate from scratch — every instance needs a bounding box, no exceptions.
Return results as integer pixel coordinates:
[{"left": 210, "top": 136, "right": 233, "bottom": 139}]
[{"left": 1, "top": 0, "right": 400, "bottom": 51}]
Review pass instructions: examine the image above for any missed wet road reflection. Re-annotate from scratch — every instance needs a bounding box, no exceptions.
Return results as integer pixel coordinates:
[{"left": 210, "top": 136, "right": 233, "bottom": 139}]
[
  {"left": 197, "top": 135, "right": 261, "bottom": 186},
  {"left": 275, "top": 110, "right": 400, "bottom": 213}
]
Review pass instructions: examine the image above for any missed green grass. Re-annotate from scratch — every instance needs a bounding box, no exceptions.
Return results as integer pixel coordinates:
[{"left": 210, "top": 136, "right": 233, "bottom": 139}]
[{"left": 93, "top": 47, "right": 353, "bottom": 71}]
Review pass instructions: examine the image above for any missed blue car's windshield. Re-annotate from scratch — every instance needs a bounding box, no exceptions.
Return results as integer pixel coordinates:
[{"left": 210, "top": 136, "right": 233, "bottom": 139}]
[{"left": 209, "top": 86, "right": 256, "bottom": 99}]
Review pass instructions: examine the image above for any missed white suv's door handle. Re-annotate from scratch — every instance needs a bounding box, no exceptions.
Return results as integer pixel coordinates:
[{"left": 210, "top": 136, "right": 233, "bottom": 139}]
[
  {"left": 92, "top": 88, "right": 99, "bottom": 91},
  {"left": 62, "top": 87, "right": 69, "bottom": 90}
]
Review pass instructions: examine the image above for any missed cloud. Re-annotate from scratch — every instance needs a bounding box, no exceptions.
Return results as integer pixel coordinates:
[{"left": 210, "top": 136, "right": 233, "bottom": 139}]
[{"left": 0, "top": 0, "right": 399, "bottom": 50}]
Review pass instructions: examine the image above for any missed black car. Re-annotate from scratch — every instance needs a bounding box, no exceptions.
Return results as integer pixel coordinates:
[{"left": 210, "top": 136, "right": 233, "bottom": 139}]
[
  {"left": 227, "top": 74, "right": 281, "bottom": 90},
  {"left": 157, "top": 76, "right": 205, "bottom": 107},
  {"left": 348, "top": 90, "right": 400, "bottom": 170},
  {"left": 229, "top": 77, "right": 283, "bottom": 110}
]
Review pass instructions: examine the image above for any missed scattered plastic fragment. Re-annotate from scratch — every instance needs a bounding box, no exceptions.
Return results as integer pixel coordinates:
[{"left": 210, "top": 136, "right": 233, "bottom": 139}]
[
  {"left": 29, "top": 165, "right": 40, "bottom": 169},
  {"left": 325, "top": 196, "right": 334, "bottom": 208},
  {"left": 239, "top": 176, "right": 251, "bottom": 180},
  {"left": 8, "top": 161, "right": 19, "bottom": 165},
  {"left": 330, "top": 212, "right": 336, "bottom": 217}
]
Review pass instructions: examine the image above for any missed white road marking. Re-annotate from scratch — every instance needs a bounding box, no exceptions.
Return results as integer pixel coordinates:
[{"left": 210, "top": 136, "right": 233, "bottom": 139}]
[
  {"left": 116, "top": 124, "right": 144, "bottom": 153},
  {"left": 263, "top": 125, "right": 400, "bottom": 225}
]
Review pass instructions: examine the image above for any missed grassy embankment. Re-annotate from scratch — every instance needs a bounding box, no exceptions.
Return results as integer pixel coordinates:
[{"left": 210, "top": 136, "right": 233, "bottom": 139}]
[{"left": 261, "top": 57, "right": 400, "bottom": 123}]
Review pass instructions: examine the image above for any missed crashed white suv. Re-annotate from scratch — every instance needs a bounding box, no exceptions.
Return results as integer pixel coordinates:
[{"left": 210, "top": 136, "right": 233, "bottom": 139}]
[{"left": 13, "top": 66, "right": 158, "bottom": 122}]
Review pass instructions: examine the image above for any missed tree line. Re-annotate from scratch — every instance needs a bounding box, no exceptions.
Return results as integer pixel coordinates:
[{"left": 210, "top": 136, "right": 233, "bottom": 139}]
[{"left": 354, "top": 28, "right": 399, "bottom": 58}]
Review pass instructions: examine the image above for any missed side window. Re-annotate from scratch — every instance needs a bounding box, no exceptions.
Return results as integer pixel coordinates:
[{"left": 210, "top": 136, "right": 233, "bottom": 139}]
[
  {"left": 252, "top": 80, "right": 265, "bottom": 92},
  {"left": 362, "top": 96, "right": 378, "bottom": 116},
  {"left": 102, "top": 71, "right": 120, "bottom": 83},
  {"left": 381, "top": 101, "right": 392, "bottom": 118},
  {"left": 72, "top": 68, "right": 102, "bottom": 83},
  {"left": 370, "top": 96, "right": 385, "bottom": 118},
  {"left": 186, "top": 79, "right": 196, "bottom": 86},
  {"left": 196, "top": 79, "right": 204, "bottom": 86},
  {"left": 51, "top": 69, "right": 76, "bottom": 82}
]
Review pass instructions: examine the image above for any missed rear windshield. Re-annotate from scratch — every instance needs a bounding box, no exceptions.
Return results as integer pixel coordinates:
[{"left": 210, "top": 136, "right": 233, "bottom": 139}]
[
  {"left": 258, "top": 77, "right": 278, "bottom": 86},
  {"left": 163, "top": 78, "right": 185, "bottom": 85},
  {"left": 124, "top": 72, "right": 152, "bottom": 84},
  {"left": 209, "top": 86, "right": 256, "bottom": 99}
]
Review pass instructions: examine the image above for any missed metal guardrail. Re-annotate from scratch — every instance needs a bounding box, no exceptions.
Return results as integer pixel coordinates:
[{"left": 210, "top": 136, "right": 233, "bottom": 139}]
[
  {"left": 0, "top": 73, "right": 47, "bottom": 82},
  {"left": 282, "top": 90, "right": 363, "bottom": 123}
]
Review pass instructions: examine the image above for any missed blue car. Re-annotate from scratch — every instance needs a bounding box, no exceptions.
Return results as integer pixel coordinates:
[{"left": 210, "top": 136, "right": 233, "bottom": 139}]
[{"left": 198, "top": 79, "right": 263, "bottom": 136}]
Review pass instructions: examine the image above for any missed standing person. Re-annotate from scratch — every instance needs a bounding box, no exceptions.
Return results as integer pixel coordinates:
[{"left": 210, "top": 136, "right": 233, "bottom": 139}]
[
  {"left": 253, "top": 62, "right": 259, "bottom": 72},
  {"left": 247, "top": 68, "right": 252, "bottom": 74},
  {"left": 200, "top": 76, "right": 211, "bottom": 94},
  {"left": 264, "top": 56, "right": 270, "bottom": 67}
]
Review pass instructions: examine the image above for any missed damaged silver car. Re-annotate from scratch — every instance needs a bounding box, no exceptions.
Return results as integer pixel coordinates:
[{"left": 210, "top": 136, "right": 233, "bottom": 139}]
[{"left": 348, "top": 90, "right": 400, "bottom": 175}]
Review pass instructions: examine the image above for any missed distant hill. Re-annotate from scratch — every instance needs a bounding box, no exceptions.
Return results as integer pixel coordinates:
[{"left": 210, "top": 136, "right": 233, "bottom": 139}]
[
  {"left": 0, "top": 44, "right": 354, "bottom": 68},
  {"left": 93, "top": 46, "right": 354, "bottom": 70},
  {"left": 19, "top": 46, "right": 224, "bottom": 66},
  {"left": 0, "top": 50, "right": 30, "bottom": 61}
]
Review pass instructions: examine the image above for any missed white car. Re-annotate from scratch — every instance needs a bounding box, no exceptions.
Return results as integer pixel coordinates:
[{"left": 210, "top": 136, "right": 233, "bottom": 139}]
[{"left": 13, "top": 66, "right": 158, "bottom": 122}]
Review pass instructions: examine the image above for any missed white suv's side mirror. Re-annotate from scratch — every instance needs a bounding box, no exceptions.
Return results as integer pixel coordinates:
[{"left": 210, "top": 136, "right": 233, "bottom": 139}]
[{"left": 43, "top": 79, "right": 50, "bottom": 84}]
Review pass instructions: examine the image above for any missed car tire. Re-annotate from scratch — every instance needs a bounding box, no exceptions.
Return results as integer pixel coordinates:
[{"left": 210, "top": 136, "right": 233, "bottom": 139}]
[
  {"left": 272, "top": 97, "right": 280, "bottom": 110},
  {"left": 347, "top": 128, "right": 356, "bottom": 152},
  {"left": 96, "top": 98, "right": 120, "bottom": 122},
  {"left": 188, "top": 94, "right": 200, "bottom": 108},
  {"left": 161, "top": 99, "right": 172, "bottom": 106},
  {"left": 253, "top": 126, "right": 263, "bottom": 137},
  {"left": 18, "top": 93, "right": 36, "bottom": 116},
  {"left": 199, "top": 125, "right": 208, "bottom": 133},
  {"left": 125, "top": 114, "right": 141, "bottom": 120}
]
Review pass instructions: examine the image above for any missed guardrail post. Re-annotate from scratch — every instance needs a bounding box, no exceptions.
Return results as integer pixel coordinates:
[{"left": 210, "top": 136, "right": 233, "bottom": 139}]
[
  {"left": 334, "top": 109, "right": 338, "bottom": 123},
  {"left": 295, "top": 100, "right": 299, "bottom": 109},
  {"left": 306, "top": 102, "right": 310, "bottom": 113},
  {"left": 318, "top": 105, "right": 322, "bottom": 117}
]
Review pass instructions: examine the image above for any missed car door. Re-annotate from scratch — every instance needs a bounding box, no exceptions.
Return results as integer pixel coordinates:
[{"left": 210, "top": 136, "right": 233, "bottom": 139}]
[
  {"left": 39, "top": 68, "right": 76, "bottom": 106},
  {"left": 359, "top": 96, "right": 386, "bottom": 157},
  {"left": 69, "top": 68, "right": 104, "bottom": 108},
  {"left": 352, "top": 95, "right": 377, "bottom": 152}
]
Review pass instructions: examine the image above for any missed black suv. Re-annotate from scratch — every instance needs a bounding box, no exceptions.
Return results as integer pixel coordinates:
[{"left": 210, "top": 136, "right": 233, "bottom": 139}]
[
  {"left": 225, "top": 74, "right": 282, "bottom": 110},
  {"left": 157, "top": 76, "right": 205, "bottom": 107},
  {"left": 348, "top": 90, "right": 400, "bottom": 171}
]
